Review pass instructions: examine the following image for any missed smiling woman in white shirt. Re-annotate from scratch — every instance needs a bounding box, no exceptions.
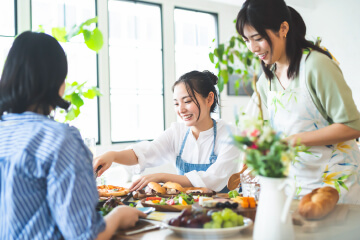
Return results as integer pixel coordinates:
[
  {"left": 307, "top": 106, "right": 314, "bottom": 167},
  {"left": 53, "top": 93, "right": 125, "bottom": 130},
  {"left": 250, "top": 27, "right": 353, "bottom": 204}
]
[{"left": 93, "top": 70, "right": 241, "bottom": 193}]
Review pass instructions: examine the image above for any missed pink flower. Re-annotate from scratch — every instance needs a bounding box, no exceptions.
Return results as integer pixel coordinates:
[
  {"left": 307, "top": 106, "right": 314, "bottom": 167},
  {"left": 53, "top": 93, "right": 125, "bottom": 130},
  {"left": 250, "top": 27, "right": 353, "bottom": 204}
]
[
  {"left": 250, "top": 129, "right": 260, "bottom": 137},
  {"left": 249, "top": 143, "right": 258, "bottom": 149}
]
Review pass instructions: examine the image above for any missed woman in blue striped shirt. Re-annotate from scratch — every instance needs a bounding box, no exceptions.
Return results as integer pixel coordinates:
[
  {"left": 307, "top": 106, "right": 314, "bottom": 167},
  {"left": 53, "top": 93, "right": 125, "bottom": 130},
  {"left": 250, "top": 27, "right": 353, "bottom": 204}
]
[{"left": 0, "top": 31, "right": 145, "bottom": 240}]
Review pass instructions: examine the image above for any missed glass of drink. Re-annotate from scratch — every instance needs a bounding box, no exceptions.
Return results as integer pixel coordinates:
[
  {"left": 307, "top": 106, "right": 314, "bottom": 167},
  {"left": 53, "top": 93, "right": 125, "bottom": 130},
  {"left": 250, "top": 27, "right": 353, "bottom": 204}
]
[{"left": 240, "top": 173, "right": 260, "bottom": 200}]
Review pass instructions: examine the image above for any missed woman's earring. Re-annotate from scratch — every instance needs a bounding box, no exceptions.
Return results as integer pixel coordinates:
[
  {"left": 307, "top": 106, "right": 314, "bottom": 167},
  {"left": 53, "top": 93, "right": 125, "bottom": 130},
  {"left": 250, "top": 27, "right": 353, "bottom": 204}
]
[{"left": 284, "top": 34, "right": 287, "bottom": 38}]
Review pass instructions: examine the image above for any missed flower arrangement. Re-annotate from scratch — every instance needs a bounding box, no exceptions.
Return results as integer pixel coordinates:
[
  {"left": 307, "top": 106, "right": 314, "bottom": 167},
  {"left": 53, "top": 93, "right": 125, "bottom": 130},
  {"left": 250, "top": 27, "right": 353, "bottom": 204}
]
[{"left": 232, "top": 116, "right": 299, "bottom": 178}]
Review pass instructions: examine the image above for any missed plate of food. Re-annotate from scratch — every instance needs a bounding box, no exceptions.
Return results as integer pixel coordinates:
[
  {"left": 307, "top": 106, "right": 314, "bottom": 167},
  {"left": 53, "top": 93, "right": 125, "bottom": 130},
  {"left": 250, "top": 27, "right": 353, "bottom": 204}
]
[
  {"left": 163, "top": 208, "right": 252, "bottom": 238},
  {"left": 97, "top": 185, "right": 130, "bottom": 197},
  {"left": 140, "top": 192, "right": 197, "bottom": 212},
  {"left": 133, "top": 182, "right": 215, "bottom": 199}
]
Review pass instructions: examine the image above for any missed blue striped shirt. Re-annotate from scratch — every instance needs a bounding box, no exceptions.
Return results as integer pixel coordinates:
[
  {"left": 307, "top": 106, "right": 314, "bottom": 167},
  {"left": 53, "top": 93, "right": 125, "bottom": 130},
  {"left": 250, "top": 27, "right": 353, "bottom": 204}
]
[{"left": 0, "top": 112, "right": 105, "bottom": 240}]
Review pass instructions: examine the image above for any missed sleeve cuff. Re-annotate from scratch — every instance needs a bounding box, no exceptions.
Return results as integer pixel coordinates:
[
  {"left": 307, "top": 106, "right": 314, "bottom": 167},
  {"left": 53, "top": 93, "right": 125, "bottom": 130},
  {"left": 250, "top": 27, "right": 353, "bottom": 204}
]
[
  {"left": 184, "top": 171, "right": 207, "bottom": 188},
  {"left": 130, "top": 144, "right": 146, "bottom": 174}
]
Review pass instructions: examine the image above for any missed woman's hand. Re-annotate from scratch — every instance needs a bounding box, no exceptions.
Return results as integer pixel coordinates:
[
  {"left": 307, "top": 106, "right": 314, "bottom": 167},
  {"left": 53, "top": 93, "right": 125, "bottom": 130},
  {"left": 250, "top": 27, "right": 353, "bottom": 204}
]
[
  {"left": 93, "top": 151, "right": 116, "bottom": 177},
  {"left": 96, "top": 206, "right": 147, "bottom": 240},
  {"left": 129, "top": 174, "right": 164, "bottom": 191},
  {"left": 111, "top": 206, "right": 147, "bottom": 229}
]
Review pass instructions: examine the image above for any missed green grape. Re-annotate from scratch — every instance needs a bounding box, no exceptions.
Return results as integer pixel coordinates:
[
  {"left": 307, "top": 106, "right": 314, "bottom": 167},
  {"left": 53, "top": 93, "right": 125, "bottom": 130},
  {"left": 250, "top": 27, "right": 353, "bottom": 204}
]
[
  {"left": 203, "top": 222, "right": 213, "bottom": 229},
  {"left": 221, "top": 210, "right": 231, "bottom": 221},
  {"left": 223, "top": 221, "right": 234, "bottom": 228},
  {"left": 222, "top": 208, "right": 232, "bottom": 214},
  {"left": 212, "top": 222, "right": 222, "bottom": 229},
  {"left": 237, "top": 215, "right": 244, "bottom": 226},
  {"left": 212, "top": 215, "right": 223, "bottom": 224},
  {"left": 211, "top": 212, "right": 221, "bottom": 219},
  {"left": 230, "top": 212, "right": 238, "bottom": 222}
]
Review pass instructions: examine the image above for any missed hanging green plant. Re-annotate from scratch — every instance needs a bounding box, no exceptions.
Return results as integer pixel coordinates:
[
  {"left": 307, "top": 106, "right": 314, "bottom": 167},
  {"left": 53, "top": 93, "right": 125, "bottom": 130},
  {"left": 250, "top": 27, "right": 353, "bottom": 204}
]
[
  {"left": 209, "top": 21, "right": 262, "bottom": 120},
  {"left": 52, "top": 17, "right": 103, "bottom": 52},
  {"left": 37, "top": 17, "right": 103, "bottom": 122}
]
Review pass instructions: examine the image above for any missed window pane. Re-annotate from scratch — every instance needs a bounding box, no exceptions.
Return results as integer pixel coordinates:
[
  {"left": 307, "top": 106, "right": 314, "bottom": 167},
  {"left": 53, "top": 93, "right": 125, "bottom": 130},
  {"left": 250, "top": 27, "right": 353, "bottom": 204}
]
[
  {"left": 32, "top": 0, "right": 99, "bottom": 142},
  {"left": 174, "top": 9, "right": 218, "bottom": 79},
  {"left": 0, "top": 1, "right": 15, "bottom": 71},
  {"left": 174, "top": 9, "right": 219, "bottom": 118},
  {"left": 0, "top": 1, "right": 15, "bottom": 36},
  {"left": 109, "top": 0, "right": 164, "bottom": 143}
]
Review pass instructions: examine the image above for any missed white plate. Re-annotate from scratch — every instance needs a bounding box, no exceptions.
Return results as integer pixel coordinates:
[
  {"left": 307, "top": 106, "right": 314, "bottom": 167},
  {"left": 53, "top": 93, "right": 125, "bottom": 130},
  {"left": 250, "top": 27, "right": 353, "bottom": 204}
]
[{"left": 163, "top": 217, "right": 252, "bottom": 238}]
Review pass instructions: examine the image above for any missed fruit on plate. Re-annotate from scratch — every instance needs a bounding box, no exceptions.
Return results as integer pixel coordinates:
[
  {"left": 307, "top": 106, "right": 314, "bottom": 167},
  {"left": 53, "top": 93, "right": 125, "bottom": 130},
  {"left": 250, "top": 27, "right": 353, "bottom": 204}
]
[
  {"left": 200, "top": 199, "right": 238, "bottom": 209},
  {"left": 231, "top": 196, "right": 256, "bottom": 208},
  {"left": 168, "top": 208, "right": 244, "bottom": 229}
]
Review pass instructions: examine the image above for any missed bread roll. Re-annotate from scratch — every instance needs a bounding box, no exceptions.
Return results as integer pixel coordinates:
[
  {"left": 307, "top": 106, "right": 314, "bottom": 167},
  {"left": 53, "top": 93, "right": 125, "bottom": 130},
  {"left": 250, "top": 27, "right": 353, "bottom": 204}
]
[
  {"left": 163, "top": 182, "right": 185, "bottom": 193},
  {"left": 147, "top": 182, "right": 166, "bottom": 194},
  {"left": 298, "top": 186, "right": 339, "bottom": 220},
  {"left": 184, "top": 187, "right": 213, "bottom": 194}
]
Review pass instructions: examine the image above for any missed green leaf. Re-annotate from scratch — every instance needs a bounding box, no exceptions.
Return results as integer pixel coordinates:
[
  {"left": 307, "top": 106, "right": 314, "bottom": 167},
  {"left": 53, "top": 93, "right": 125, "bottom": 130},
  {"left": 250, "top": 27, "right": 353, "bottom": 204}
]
[
  {"left": 84, "top": 28, "right": 104, "bottom": 52},
  {"left": 81, "top": 16, "right": 98, "bottom": 27},
  {"left": 71, "top": 93, "right": 84, "bottom": 108},
  {"left": 36, "top": 25, "right": 45, "bottom": 33},
  {"left": 83, "top": 87, "right": 102, "bottom": 99},
  {"left": 209, "top": 52, "right": 214, "bottom": 63},
  {"left": 65, "top": 108, "right": 77, "bottom": 122},
  {"left": 66, "top": 25, "right": 82, "bottom": 40},
  {"left": 217, "top": 44, "right": 225, "bottom": 61},
  {"left": 338, "top": 174, "right": 351, "bottom": 181},
  {"left": 217, "top": 76, "right": 224, "bottom": 93},
  {"left": 214, "top": 48, "right": 219, "bottom": 57},
  {"left": 338, "top": 181, "right": 348, "bottom": 191},
  {"left": 220, "top": 70, "right": 229, "bottom": 85},
  {"left": 228, "top": 66, "right": 234, "bottom": 75},
  {"left": 83, "top": 29, "right": 91, "bottom": 41},
  {"left": 334, "top": 181, "right": 341, "bottom": 194},
  {"left": 51, "top": 27, "right": 67, "bottom": 42},
  {"left": 229, "top": 54, "right": 234, "bottom": 64}
]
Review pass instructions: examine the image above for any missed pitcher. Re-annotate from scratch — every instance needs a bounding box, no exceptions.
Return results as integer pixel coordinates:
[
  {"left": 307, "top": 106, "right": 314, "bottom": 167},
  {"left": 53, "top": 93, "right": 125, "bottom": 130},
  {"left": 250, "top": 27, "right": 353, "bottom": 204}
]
[{"left": 253, "top": 176, "right": 295, "bottom": 240}]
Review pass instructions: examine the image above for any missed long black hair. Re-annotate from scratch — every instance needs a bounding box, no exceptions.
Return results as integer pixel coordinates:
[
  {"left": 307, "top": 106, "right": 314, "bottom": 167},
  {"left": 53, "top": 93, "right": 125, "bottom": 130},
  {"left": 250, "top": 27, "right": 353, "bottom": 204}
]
[
  {"left": 236, "top": 0, "right": 330, "bottom": 80},
  {"left": 0, "top": 31, "right": 70, "bottom": 118},
  {"left": 172, "top": 70, "right": 219, "bottom": 121}
]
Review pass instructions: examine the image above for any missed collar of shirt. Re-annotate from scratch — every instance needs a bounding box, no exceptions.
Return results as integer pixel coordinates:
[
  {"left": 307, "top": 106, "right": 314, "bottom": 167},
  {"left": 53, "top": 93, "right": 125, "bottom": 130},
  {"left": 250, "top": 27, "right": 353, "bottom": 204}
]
[{"left": 1, "top": 111, "right": 50, "bottom": 122}]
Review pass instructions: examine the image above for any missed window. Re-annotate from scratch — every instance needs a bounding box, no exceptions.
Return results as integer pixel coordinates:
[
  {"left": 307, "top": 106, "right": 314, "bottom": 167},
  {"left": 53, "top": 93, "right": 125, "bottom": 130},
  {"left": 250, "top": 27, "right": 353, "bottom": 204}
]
[
  {"left": 0, "top": 0, "right": 15, "bottom": 70},
  {"left": 174, "top": 8, "right": 219, "bottom": 117},
  {"left": 108, "top": 0, "right": 164, "bottom": 142},
  {"left": 31, "top": 0, "right": 99, "bottom": 141}
]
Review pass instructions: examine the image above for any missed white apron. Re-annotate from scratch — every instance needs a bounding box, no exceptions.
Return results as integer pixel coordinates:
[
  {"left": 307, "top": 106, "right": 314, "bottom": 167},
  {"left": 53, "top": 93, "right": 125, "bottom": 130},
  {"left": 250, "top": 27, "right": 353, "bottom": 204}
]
[{"left": 267, "top": 53, "right": 360, "bottom": 204}]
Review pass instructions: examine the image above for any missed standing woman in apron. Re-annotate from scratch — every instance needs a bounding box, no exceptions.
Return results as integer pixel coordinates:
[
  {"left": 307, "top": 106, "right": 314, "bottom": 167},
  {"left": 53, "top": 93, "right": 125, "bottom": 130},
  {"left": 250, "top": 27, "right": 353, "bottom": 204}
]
[
  {"left": 236, "top": 0, "right": 360, "bottom": 203},
  {"left": 94, "top": 70, "right": 241, "bottom": 193}
]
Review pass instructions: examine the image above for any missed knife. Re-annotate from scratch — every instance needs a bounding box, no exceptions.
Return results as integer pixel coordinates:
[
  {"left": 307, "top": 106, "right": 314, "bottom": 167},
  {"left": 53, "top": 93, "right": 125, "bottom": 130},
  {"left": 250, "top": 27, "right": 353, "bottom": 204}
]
[
  {"left": 122, "top": 191, "right": 133, "bottom": 202},
  {"left": 124, "top": 224, "right": 162, "bottom": 235}
]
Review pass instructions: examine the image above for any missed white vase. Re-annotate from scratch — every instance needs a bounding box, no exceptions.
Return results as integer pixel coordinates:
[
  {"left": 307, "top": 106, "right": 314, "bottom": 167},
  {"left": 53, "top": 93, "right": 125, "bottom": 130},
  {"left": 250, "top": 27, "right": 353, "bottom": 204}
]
[{"left": 253, "top": 176, "right": 295, "bottom": 240}]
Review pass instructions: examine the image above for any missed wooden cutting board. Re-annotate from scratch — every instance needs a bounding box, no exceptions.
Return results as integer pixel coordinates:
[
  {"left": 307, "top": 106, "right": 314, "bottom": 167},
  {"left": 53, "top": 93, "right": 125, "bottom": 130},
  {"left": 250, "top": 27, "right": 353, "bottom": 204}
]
[{"left": 292, "top": 204, "right": 349, "bottom": 232}]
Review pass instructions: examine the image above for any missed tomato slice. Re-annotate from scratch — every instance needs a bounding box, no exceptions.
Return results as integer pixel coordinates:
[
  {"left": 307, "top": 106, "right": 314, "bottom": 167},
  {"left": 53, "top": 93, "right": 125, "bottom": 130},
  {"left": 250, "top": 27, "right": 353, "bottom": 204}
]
[{"left": 146, "top": 197, "right": 162, "bottom": 201}]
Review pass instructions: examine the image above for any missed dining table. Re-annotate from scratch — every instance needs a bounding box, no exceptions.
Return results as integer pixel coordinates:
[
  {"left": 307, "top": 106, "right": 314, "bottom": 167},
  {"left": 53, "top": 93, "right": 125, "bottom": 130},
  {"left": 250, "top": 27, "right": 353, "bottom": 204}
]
[{"left": 110, "top": 198, "right": 360, "bottom": 240}]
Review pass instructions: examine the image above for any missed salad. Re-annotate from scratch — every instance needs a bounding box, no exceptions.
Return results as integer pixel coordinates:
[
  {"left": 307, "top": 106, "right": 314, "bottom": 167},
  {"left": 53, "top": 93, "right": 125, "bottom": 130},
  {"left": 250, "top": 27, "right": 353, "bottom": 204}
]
[{"left": 144, "top": 193, "right": 199, "bottom": 206}]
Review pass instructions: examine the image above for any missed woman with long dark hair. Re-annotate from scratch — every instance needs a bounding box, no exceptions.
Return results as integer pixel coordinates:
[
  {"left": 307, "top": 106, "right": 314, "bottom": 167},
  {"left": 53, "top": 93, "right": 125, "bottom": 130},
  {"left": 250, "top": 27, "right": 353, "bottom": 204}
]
[
  {"left": 0, "top": 31, "right": 146, "bottom": 240},
  {"left": 237, "top": 0, "right": 360, "bottom": 203}
]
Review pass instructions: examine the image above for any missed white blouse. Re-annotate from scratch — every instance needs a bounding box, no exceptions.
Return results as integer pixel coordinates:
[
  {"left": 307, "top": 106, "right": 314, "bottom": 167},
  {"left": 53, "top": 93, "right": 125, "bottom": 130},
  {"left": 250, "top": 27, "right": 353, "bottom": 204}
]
[{"left": 131, "top": 119, "right": 241, "bottom": 191}]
